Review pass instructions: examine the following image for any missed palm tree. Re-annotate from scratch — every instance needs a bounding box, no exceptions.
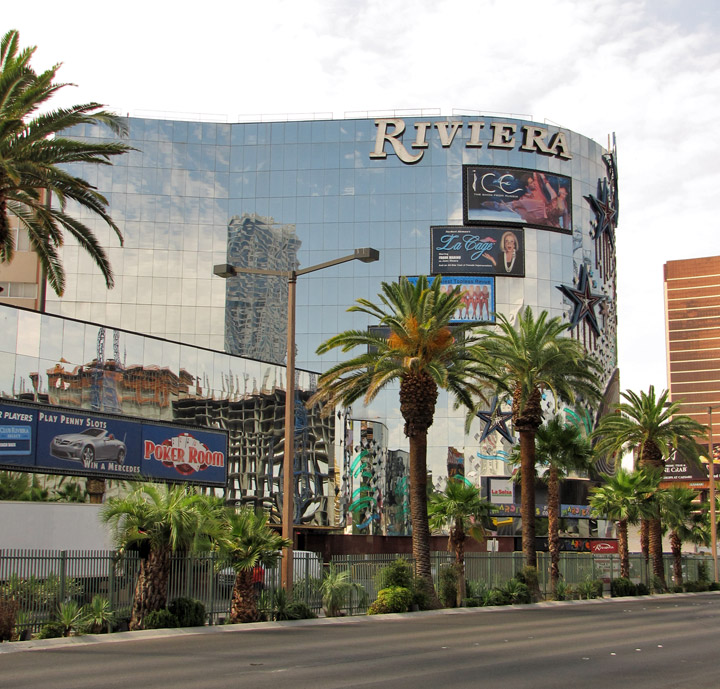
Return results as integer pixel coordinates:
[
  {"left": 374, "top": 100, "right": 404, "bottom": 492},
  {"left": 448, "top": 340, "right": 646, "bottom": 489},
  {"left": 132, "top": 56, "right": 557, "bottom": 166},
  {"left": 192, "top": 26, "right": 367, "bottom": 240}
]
[
  {"left": 533, "top": 416, "right": 595, "bottom": 595},
  {"left": 428, "top": 477, "right": 491, "bottom": 606},
  {"left": 589, "top": 469, "right": 659, "bottom": 580},
  {"left": 472, "top": 307, "right": 601, "bottom": 570},
  {"left": 0, "top": 29, "right": 133, "bottom": 296},
  {"left": 592, "top": 387, "right": 706, "bottom": 587},
  {"left": 216, "top": 508, "right": 290, "bottom": 623},
  {"left": 310, "top": 276, "right": 490, "bottom": 603},
  {"left": 656, "top": 486, "right": 700, "bottom": 587},
  {"left": 101, "top": 485, "right": 223, "bottom": 630}
]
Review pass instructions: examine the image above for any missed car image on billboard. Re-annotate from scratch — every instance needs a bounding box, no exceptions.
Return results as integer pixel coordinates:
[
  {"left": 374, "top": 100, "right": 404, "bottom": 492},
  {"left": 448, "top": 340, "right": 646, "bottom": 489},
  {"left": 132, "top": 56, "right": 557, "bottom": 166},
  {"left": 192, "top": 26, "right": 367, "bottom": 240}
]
[{"left": 50, "top": 428, "right": 127, "bottom": 466}]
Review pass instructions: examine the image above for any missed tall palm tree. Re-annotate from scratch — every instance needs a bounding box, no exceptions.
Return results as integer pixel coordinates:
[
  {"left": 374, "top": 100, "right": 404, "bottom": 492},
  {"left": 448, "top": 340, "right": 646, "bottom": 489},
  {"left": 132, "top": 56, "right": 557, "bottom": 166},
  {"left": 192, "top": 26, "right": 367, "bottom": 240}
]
[
  {"left": 472, "top": 307, "right": 601, "bottom": 570},
  {"left": 533, "top": 416, "right": 595, "bottom": 595},
  {"left": 0, "top": 29, "right": 133, "bottom": 295},
  {"left": 589, "top": 469, "right": 659, "bottom": 580},
  {"left": 428, "top": 477, "right": 491, "bottom": 606},
  {"left": 310, "top": 276, "right": 490, "bottom": 603},
  {"left": 216, "top": 508, "right": 290, "bottom": 623},
  {"left": 592, "top": 387, "right": 706, "bottom": 587},
  {"left": 656, "top": 486, "right": 700, "bottom": 587},
  {"left": 101, "top": 485, "right": 223, "bottom": 630}
]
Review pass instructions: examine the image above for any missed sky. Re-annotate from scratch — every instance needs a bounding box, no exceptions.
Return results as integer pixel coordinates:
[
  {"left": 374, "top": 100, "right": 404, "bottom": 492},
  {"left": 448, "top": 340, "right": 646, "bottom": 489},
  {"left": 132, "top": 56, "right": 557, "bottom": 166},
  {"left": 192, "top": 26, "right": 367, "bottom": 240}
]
[{"left": 8, "top": 0, "right": 720, "bottom": 395}]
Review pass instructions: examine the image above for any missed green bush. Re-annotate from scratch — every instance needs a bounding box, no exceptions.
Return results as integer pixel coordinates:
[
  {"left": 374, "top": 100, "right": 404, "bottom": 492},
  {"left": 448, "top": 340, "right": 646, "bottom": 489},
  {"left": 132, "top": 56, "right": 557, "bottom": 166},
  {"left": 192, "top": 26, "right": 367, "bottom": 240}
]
[
  {"left": 411, "top": 576, "right": 432, "bottom": 611},
  {"left": 483, "top": 588, "right": 509, "bottom": 606},
  {"left": 438, "top": 564, "right": 460, "bottom": 608},
  {"left": 685, "top": 580, "right": 710, "bottom": 592},
  {"left": 461, "top": 597, "right": 483, "bottom": 607},
  {"left": 502, "top": 578, "right": 531, "bottom": 604},
  {"left": 168, "top": 597, "right": 206, "bottom": 627},
  {"left": 554, "top": 580, "right": 574, "bottom": 601},
  {"left": 697, "top": 562, "right": 709, "bottom": 583},
  {"left": 515, "top": 566, "right": 539, "bottom": 599},
  {"left": 377, "top": 559, "right": 414, "bottom": 590},
  {"left": 367, "top": 586, "right": 413, "bottom": 615},
  {"left": 144, "top": 609, "right": 180, "bottom": 629},
  {"left": 37, "top": 621, "right": 65, "bottom": 639},
  {"left": 709, "top": 581, "right": 720, "bottom": 591},
  {"left": 671, "top": 585, "right": 684, "bottom": 593},
  {"left": 610, "top": 577, "right": 637, "bottom": 597},
  {"left": 636, "top": 582, "right": 650, "bottom": 596},
  {"left": 577, "top": 577, "right": 603, "bottom": 600},
  {"left": 286, "top": 602, "right": 317, "bottom": 620}
]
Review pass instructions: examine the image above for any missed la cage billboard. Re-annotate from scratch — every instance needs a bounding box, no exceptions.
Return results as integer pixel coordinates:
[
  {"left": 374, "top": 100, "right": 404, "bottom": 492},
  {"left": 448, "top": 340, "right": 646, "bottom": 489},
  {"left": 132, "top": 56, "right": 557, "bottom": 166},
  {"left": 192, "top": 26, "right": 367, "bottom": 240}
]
[{"left": 0, "top": 400, "right": 227, "bottom": 487}]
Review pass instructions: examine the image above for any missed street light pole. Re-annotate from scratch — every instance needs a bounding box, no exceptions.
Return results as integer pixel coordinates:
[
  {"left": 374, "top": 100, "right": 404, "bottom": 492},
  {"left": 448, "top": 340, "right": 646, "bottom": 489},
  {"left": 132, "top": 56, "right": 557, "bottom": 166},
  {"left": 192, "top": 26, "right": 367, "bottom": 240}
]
[
  {"left": 708, "top": 406, "right": 718, "bottom": 582},
  {"left": 214, "top": 248, "right": 379, "bottom": 592}
]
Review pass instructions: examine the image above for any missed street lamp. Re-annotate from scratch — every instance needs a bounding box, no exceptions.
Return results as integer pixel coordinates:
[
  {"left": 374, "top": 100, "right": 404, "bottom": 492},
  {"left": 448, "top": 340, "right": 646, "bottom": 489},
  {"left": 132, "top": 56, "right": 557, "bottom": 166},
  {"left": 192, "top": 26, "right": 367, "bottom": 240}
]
[
  {"left": 214, "top": 247, "right": 380, "bottom": 591},
  {"left": 708, "top": 406, "right": 719, "bottom": 582}
]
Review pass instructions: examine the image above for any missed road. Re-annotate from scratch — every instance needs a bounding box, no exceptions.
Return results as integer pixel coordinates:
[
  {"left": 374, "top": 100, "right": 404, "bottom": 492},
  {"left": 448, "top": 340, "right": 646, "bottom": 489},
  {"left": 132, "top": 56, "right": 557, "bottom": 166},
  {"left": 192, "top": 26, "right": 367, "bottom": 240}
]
[{"left": 2, "top": 593, "right": 719, "bottom": 689}]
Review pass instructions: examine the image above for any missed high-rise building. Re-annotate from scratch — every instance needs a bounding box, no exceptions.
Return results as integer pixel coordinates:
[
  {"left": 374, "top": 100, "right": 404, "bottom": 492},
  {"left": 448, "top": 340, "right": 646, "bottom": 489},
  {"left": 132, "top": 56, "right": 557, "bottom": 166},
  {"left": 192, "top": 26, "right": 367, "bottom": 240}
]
[{"left": 664, "top": 255, "right": 720, "bottom": 426}]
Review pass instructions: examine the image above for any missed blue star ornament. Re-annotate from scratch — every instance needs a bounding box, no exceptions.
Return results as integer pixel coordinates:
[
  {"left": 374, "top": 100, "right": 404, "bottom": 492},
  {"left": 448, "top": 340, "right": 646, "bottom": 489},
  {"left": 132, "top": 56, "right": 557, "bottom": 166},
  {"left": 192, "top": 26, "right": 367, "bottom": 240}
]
[
  {"left": 556, "top": 265, "right": 605, "bottom": 336},
  {"left": 584, "top": 177, "right": 617, "bottom": 247},
  {"left": 476, "top": 396, "right": 515, "bottom": 444}
]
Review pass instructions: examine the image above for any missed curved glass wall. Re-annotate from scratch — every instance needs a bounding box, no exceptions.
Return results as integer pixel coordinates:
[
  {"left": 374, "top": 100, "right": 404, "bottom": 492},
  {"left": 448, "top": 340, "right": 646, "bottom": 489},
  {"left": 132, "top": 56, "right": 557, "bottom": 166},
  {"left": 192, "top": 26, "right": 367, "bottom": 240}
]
[{"left": 48, "top": 115, "right": 618, "bottom": 489}]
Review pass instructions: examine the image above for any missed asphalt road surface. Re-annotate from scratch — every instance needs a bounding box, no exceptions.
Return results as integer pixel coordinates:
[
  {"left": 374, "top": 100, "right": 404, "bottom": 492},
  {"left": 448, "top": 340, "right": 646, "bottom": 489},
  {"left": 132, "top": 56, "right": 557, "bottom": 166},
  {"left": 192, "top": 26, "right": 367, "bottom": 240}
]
[{"left": 2, "top": 593, "right": 719, "bottom": 689}]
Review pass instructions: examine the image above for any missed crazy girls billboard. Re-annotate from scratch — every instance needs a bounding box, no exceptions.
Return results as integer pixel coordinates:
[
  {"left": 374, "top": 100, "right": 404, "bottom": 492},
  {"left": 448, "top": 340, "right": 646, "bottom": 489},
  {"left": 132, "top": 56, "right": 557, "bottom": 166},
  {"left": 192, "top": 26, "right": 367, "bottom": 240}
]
[
  {"left": 464, "top": 165, "right": 572, "bottom": 233},
  {"left": 431, "top": 226, "right": 524, "bottom": 277},
  {"left": 0, "top": 400, "right": 227, "bottom": 487},
  {"left": 406, "top": 275, "right": 495, "bottom": 323}
]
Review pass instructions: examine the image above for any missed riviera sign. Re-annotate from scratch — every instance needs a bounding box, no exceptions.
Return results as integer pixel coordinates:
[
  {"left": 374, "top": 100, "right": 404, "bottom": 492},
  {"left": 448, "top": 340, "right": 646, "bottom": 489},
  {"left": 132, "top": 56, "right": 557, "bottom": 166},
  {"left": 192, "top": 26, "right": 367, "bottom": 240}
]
[{"left": 369, "top": 118, "right": 572, "bottom": 165}]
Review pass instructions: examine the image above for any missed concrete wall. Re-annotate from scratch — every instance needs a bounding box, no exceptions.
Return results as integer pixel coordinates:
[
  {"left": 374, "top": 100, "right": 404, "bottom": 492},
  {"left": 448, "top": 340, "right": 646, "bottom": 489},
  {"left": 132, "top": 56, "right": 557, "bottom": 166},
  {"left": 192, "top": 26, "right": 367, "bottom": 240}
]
[{"left": 0, "top": 501, "right": 114, "bottom": 550}]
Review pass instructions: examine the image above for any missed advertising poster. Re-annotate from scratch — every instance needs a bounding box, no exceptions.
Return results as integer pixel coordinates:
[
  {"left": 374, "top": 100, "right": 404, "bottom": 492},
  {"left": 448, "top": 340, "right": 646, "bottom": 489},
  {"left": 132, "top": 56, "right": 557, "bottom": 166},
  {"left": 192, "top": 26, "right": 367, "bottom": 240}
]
[
  {"left": 464, "top": 165, "right": 572, "bottom": 233},
  {"left": 489, "top": 478, "right": 514, "bottom": 505},
  {"left": 38, "top": 408, "right": 141, "bottom": 478},
  {"left": 0, "top": 403, "right": 37, "bottom": 467},
  {"left": 430, "top": 226, "right": 524, "bottom": 278},
  {"left": 142, "top": 424, "right": 227, "bottom": 485},
  {"left": 406, "top": 275, "right": 495, "bottom": 322},
  {"left": 663, "top": 447, "right": 720, "bottom": 483},
  {"left": 0, "top": 400, "right": 227, "bottom": 487}
]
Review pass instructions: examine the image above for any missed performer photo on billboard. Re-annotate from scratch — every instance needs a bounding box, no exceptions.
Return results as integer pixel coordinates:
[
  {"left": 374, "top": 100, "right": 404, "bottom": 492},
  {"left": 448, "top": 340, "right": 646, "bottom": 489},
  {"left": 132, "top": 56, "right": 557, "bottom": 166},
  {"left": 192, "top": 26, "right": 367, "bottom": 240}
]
[{"left": 464, "top": 166, "right": 572, "bottom": 232}]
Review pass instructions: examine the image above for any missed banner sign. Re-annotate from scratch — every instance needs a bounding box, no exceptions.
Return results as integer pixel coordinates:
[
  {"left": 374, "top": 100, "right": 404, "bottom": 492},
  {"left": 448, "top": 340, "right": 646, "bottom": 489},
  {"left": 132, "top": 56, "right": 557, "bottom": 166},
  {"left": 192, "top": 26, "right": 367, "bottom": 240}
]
[
  {"left": 0, "top": 400, "right": 227, "bottom": 486},
  {"left": 464, "top": 165, "right": 572, "bottom": 233},
  {"left": 490, "top": 503, "right": 593, "bottom": 519},
  {"left": 430, "top": 226, "right": 524, "bottom": 277},
  {"left": 406, "top": 275, "right": 495, "bottom": 323},
  {"left": 663, "top": 448, "right": 720, "bottom": 483}
]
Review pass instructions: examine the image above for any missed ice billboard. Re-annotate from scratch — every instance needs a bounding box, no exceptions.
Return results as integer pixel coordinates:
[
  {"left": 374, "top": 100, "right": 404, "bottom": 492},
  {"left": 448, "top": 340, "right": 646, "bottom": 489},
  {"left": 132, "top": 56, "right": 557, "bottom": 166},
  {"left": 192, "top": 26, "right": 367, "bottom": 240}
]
[
  {"left": 0, "top": 400, "right": 227, "bottom": 487},
  {"left": 464, "top": 165, "right": 572, "bottom": 233}
]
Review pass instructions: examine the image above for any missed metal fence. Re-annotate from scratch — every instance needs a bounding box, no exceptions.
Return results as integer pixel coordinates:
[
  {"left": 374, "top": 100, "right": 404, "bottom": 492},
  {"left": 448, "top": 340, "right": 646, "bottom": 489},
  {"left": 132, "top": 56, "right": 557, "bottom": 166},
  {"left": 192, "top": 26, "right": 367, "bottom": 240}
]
[{"left": 0, "top": 549, "right": 713, "bottom": 636}]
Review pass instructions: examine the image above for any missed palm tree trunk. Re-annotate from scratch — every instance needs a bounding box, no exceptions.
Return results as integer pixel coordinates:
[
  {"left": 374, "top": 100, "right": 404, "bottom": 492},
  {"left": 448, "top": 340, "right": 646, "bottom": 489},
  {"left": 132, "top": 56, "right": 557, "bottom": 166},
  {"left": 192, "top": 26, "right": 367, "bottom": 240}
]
[
  {"left": 670, "top": 531, "right": 683, "bottom": 587},
  {"left": 451, "top": 518, "right": 466, "bottom": 607},
  {"left": 649, "top": 517, "right": 666, "bottom": 589},
  {"left": 547, "top": 465, "right": 560, "bottom": 595},
  {"left": 130, "top": 546, "right": 170, "bottom": 630},
  {"left": 518, "top": 429, "right": 537, "bottom": 570},
  {"left": 618, "top": 518, "right": 630, "bottom": 579},
  {"left": 408, "top": 431, "right": 439, "bottom": 607},
  {"left": 640, "top": 519, "right": 650, "bottom": 563},
  {"left": 230, "top": 569, "right": 259, "bottom": 623}
]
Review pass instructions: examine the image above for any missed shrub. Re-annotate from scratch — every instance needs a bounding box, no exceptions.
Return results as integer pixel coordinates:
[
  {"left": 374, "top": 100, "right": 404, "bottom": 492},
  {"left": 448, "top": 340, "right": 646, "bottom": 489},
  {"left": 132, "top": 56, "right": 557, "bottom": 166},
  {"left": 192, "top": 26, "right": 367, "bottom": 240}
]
[
  {"left": 168, "top": 597, "right": 206, "bottom": 628},
  {"left": 709, "top": 581, "right": 720, "bottom": 591},
  {"left": 685, "top": 580, "right": 709, "bottom": 592},
  {"left": 411, "top": 576, "right": 432, "bottom": 611},
  {"left": 502, "top": 578, "right": 531, "bottom": 604},
  {"left": 438, "top": 564, "right": 460, "bottom": 608},
  {"left": 636, "top": 583, "right": 650, "bottom": 596},
  {"left": 671, "top": 585, "right": 684, "bottom": 593},
  {"left": 461, "top": 597, "right": 483, "bottom": 607},
  {"left": 466, "top": 580, "right": 489, "bottom": 600},
  {"left": 57, "top": 600, "right": 84, "bottom": 637},
  {"left": 610, "top": 577, "right": 637, "bottom": 597},
  {"left": 37, "top": 621, "right": 65, "bottom": 639},
  {"left": 483, "top": 588, "right": 509, "bottom": 606},
  {"left": 697, "top": 562, "right": 709, "bottom": 583},
  {"left": 650, "top": 576, "right": 667, "bottom": 594},
  {"left": 515, "top": 566, "right": 539, "bottom": 600},
  {"left": 367, "top": 586, "right": 413, "bottom": 615},
  {"left": 82, "top": 595, "right": 115, "bottom": 634},
  {"left": 285, "top": 602, "right": 317, "bottom": 620},
  {"left": 577, "top": 577, "right": 604, "bottom": 600},
  {"left": 144, "top": 609, "right": 180, "bottom": 629},
  {"left": 554, "top": 580, "right": 574, "bottom": 601},
  {"left": 377, "top": 559, "right": 414, "bottom": 590},
  {"left": 0, "top": 596, "right": 18, "bottom": 642}
]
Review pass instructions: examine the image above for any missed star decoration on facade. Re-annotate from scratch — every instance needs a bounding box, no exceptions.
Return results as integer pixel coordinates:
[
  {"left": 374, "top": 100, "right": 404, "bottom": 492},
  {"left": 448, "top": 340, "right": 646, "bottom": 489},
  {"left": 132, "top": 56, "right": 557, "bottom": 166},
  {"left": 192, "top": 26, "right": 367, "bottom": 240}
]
[
  {"left": 556, "top": 264, "right": 605, "bottom": 336},
  {"left": 476, "top": 396, "right": 515, "bottom": 444},
  {"left": 584, "top": 177, "right": 617, "bottom": 247}
]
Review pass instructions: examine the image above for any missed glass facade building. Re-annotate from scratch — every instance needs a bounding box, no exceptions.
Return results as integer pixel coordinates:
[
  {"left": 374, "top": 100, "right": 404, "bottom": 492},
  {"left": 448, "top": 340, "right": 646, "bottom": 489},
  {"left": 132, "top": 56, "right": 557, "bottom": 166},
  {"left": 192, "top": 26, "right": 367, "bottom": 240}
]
[{"left": 46, "top": 113, "right": 619, "bottom": 491}]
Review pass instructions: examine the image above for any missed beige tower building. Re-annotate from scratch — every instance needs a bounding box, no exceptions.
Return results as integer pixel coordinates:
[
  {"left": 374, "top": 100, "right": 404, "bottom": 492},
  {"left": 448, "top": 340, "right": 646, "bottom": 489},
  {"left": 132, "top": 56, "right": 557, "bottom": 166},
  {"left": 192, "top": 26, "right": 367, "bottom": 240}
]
[{"left": 664, "top": 255, "right": 720, "bottom": 427}]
